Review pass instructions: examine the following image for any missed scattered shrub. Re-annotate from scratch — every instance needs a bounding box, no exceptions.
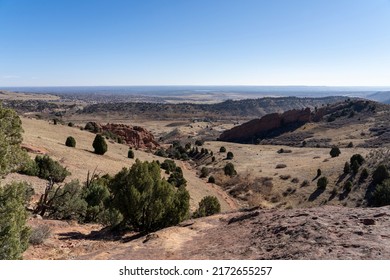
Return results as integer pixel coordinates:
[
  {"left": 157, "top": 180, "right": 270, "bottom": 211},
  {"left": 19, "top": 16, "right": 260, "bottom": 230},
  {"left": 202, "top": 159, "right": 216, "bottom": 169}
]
[
  {"left": 347, "top": 142, "right": 354, "bottom": 148},
  {"left": 344, "top": 181, "right": 352, "bottom": 192},
  {"left": 193, "top": 196, "right": 221, "bottom": 218},
  {"left": 317, "top": 176, "right": 328, "bottom": 189},
  {"left": 351, "top": 160, "right": 360, "bottom": 174},
  {"left": 224, "top": 162, "right": 236, "bottom": 176},
  {"left": 208, "top": 176, "right": 215, "bottom": 183},
  {"left": 160, "top": 159, "right": 177, "bottom": 173},
  {"left": 317, "top": 169, "right": 322, "bottom": 177},
  {"left": 93, "top": 134, "right": 108, "bottom": 155},
  {"left": 360, "top": 168, "right": 369, "bottom": 182},
  {"left": 371, "top": 179, "right": 390, "bottom": 206},
  {"left": 372, "top": 165, "right": 390, "bottom": 185},
  {"left": 65, "top": 136, "right": 76, "bottom": 148},
  {"left": 68, "top": 122, "right": 74, "bottom": 127},
  {"left": 47, "top": 180, "right": 87, "bottom": 221},
  {"left": 127, "top": 149, "right": 134, "bottom": 159},
  {"left": 344, "top": 162, "right": 351, "bottom": 174},
  {"left": 200, "top": 167, "right": 209, "bottom": 178},
  {"left": 195, "top": 140, "right": 203, "bottom": 146},
  {"left": 168, "top": 167, "right": 187, "bottom": 188},
  {"left": 219, "top": 146, "right": 226, "bottom": 153},
  {"left": 279, "top": 174, "right": 291, "bottom": 180},
  {"left": 226, "top": 151, "right": 234, "bottom": 160},
  {"left": 29, "top": 225, "right": 51, "bottom": 245},
  {"left": 350, "top": 154, "right": 364, "bottom": 166},
  {"left": 291, "top": 177, "right": 299, "bottom": 183},
  {"left": 276, "top": 164, "right": 287, "bottom": 169},
  {"left": 301, "top": 180, "right": 310, "bottom": 187},
  {"left": 330, "top": 147, "right": 341, "bottom": 158}
]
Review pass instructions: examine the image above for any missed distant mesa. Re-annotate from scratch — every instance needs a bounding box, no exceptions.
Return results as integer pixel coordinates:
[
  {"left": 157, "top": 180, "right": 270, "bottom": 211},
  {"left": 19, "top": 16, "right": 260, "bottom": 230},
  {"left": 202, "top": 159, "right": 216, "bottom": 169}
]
[
  {"left": 85, "top": 121, "right": 159, "bottom": 149},
  {"left": 219, "top": 108, "right": 313, "bottom": 143}
]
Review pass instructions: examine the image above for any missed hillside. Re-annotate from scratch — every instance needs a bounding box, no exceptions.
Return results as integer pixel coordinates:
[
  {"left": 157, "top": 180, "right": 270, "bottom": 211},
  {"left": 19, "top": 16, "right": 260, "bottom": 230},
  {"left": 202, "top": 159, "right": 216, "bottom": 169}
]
[{"left": 23, "top": 206, "right": 390, "bottom": 259}]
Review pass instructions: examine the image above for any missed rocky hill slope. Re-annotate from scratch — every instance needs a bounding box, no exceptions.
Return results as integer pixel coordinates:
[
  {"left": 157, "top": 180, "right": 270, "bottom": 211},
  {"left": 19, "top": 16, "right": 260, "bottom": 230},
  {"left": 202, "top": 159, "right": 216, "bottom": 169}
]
[{"left": 24, "top": 205, "right": 390, "bottom": 260}]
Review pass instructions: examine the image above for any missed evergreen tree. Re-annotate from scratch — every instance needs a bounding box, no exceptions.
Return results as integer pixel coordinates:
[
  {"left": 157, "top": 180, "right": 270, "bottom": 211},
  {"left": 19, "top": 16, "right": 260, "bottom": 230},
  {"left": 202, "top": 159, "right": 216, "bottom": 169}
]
[
  {"left": 108, "top": 160, "right": 189, "bottom": 231},
  {"left": 0, "top": 182, "right": 31, "bottom": 259},
  {"left": 0, "top": 104, "right": 28, "bottom": 176}
]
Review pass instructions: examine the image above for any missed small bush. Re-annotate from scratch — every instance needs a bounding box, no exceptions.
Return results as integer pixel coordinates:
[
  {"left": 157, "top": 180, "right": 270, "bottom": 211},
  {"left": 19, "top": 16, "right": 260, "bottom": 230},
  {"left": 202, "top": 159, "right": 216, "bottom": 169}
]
[
  {"left": 371, "top": 179, "right": 390, "bottom": 206},
  {"left": 372, "top": 165, "right": 390, "bottom": 185},
  {"left": 219, "top": 146, "right": 226, "bottom": 153},
  {"left": 160, "top": 159, "right": 177, "bottom": 173},
  {"left": 347, "top": 142, "right": 354, "bottom": 148},
  {"left": 224, "top": 162, "right": 236, "bottom": 176},
  {"left": 29, "top": 225, "right": 51, "bottom": 245},
  {"left": 276, "top": 164, "right": 287, "bottom": 169},
  {"left": 226, "top": 151, "right": 234, "bottom": 160},
  {"left": 211, "top": 156, "right": 216, "bottom": 162},
  {"left": 208, "top": 176, "right": 215, "bottom": 183},
  {"left": 301, "top": 180, "right": 310, "bottom": 187},
  {"left": 360, "top": 168, "right": 369, "bottom": 182},
  {"left": 195, "top": 140, "right": 203, "bottom": 146},
  {"left": 291, "top": 177, "right": 299, "bottom": 183},
  {"left": 200, "top": 167, "right": 209, "bottom": 178},
  {"left": 23, "top": 155, "right": 71, "bottom": 183},
  {"left": 344, "top": 162, "right": 351, "bottom": 174},
  {"left": 92, "top": 134, "right": 107, "bottom": 155},
  {"left": 351, "top": 160, "right": 360, "bottom": 174},
  {"left": 317, "top": 176, "right": 328, "bottom": 189},
  {"left": 127, "top": 149, "right": 134, "bottom": 159},
  {"left": 279, "top": 174, "right": 291, "bottom": 180},
  {"left": 344, "top": 181, "right": 352, "bottom": 192},
  {"left": 330, "top": 147, "right": 341, "bottom": 158},
  {"left": 65, "top": 136, "right": 76, "bottom": 148},
  {"left": 350, "top": 154, "right": 364, "bottom": 166},
  {"left": 68, "top": 122, "right": 74, "bottom": 127},
  {"left": 193, "top": 196, "right": 221, "bottom": 218}
]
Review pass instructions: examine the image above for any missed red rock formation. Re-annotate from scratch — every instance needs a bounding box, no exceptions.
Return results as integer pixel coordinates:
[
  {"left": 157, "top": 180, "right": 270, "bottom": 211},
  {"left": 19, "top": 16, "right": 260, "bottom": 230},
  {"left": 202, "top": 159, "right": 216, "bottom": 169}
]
[
  {"left": 219, "top": 108, "right": 311, "bottom": 143},
  {"left": 101, "top": 123, "right": 159, "bottom": 149}
]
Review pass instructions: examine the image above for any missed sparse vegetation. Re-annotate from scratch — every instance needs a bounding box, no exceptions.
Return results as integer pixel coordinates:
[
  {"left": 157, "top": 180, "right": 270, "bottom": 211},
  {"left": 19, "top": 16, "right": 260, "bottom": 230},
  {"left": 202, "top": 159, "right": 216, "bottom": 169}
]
[
  {"left": 226, "top": 151, "right": 234, "bottom": 160},
  {"left": 219, "top": 146, "right": 226, "bottom": 153},
  {"left": 276, "top": 164, "right": 287, "bottom": 169}
]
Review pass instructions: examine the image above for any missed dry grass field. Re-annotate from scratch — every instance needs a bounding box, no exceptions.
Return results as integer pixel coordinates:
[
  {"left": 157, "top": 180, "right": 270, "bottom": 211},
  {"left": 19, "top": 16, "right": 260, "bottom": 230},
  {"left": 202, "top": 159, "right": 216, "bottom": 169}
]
[{"left": 7, "top": 117, "right": 239, "bottom": 212}]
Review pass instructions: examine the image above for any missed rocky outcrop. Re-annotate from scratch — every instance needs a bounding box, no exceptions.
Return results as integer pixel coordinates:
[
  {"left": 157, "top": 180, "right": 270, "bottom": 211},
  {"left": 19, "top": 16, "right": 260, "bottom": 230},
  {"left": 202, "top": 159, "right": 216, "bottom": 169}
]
[
  {"left": 101, "top": 123, "right": 159, "bottom": 149},
  {"left": 219, "top": 108, "right": 311, "bottom": 143}
]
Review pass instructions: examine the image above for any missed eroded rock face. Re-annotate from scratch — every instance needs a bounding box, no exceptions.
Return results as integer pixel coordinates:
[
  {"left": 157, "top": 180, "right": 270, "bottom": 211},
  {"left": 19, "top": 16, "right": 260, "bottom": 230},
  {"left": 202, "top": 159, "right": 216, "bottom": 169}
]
[
  {"left": 219, "top": 108, "right": 311, "bottom": 143},
  {"left": 101, "top": 123, "right": 159, "bottom": 149}
]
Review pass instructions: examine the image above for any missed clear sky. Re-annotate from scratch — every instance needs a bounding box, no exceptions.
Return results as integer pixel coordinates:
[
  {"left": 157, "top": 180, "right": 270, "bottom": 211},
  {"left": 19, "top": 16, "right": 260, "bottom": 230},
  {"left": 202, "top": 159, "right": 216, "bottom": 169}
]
[{"left": 1, "top": 0, "right": 390, "bottom": 86}]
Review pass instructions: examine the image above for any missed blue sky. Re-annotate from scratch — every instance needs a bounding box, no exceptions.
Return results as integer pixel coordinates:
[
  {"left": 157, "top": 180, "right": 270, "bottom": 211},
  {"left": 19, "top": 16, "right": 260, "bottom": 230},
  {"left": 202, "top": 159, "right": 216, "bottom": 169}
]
[{"left": 0, "top": 0, "right": 390, "bottom": 86}]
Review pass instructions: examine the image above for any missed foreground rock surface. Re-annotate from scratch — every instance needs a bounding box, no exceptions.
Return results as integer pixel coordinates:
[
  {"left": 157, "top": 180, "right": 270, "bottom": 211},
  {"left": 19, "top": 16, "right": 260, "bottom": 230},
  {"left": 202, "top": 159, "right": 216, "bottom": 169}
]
[{"left": 25, "top": 206, "right": 390, "bottom": 260}]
